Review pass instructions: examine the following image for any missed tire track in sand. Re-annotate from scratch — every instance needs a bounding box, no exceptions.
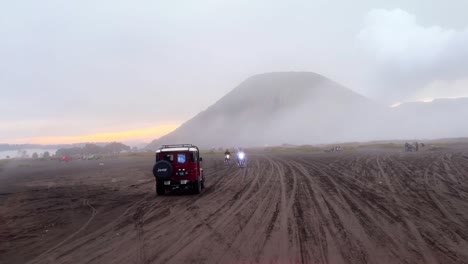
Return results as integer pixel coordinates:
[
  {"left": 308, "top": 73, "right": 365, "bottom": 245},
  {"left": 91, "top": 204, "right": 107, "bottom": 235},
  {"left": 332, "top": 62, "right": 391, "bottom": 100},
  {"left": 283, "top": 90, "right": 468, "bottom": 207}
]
[
  {"left": 376, "top": 156, "right": 438, "bottom": 264},
  {"left": 27, "top": 199, "right": 97, "bottom": 264}
]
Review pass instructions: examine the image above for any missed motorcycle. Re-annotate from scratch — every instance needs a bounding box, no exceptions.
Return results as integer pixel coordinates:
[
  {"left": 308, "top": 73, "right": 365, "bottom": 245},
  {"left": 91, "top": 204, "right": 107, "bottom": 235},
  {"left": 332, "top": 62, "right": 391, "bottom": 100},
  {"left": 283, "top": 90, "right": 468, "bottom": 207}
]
[{"left": 237, "top": 152, "right": 246, "bottom": 168}]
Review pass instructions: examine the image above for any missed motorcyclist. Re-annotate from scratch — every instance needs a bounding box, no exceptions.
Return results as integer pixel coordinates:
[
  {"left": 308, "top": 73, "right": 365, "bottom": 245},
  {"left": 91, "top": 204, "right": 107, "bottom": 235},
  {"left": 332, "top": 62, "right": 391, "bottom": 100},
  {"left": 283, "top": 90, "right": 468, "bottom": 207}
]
[
  {"left": 224, "top": 149, "right": 231, "bottom": 163},
  {"left": 237, "top": 148, "right": 246, "bottom": 167}
]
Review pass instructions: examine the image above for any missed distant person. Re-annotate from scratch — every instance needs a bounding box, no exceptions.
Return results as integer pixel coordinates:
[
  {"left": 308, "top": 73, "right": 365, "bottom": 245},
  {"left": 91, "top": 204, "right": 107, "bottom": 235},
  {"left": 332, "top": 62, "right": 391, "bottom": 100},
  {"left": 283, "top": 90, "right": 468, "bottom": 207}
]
[
  {"left": 415, "top": 142, "right": 419, "bottom": 152},
  {"left": 237, "top": 148, "right": 246, "bottom": 167},
  {"left": 224, "top": 149, "right": 231, "bottom": 164}
]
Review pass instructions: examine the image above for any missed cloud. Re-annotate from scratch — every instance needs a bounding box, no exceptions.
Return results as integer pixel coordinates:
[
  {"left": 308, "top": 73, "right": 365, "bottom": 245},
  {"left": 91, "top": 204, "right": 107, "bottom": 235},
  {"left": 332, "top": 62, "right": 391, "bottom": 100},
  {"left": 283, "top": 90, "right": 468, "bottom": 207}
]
[{"left": 357, "top": 9, "right": 468, "bottom": 103}]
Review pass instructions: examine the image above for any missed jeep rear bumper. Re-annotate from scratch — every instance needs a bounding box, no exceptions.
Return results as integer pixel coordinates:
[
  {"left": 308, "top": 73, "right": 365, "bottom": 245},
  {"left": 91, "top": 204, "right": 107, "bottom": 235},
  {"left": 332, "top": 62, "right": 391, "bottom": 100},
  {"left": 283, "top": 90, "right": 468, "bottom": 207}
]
[{"left": 158, "top": 180, "right": 197, "bottom": 191}]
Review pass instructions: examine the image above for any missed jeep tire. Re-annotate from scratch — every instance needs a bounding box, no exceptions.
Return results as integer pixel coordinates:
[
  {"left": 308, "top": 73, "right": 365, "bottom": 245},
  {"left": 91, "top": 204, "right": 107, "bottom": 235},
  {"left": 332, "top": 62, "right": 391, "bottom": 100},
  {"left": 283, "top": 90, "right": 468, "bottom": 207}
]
[
  {"left": 193, "top": 179, "right": 202, "bottom": 194},
  {"left": 153, "top": 160, "right": 173, "bottom": 181},
  {"left": 156, "top": 183, "right": 165, "bottom": 196}
]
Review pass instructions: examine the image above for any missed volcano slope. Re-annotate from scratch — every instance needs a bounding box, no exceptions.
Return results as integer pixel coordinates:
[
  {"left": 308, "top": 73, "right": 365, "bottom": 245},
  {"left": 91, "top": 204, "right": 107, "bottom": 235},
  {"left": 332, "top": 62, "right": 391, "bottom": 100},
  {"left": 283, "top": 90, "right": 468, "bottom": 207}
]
[
  {"left": 1, "top": 147, "right": 468, "bottom": 264},
  {"left": 147, "top": 72, "right": 384, "bottom": 149}
]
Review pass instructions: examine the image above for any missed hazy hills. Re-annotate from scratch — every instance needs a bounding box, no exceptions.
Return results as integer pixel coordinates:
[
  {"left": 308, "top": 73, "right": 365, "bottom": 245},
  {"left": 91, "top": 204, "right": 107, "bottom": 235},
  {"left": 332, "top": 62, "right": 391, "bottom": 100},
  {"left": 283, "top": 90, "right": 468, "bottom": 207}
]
[
  {"left": 147, "top": 72, "right": 468, "bottom": 149},
  {"left": 148, "top": 72, "right": 385, "bottom": 149},
  {"left": 0, "top": 144, "right": 74, "bottom": 152},
  {"left": 387, "top": 98, "right": 468, "bottom": 139},
  {"left": 0, "top": 142, "right": 126, "bottom": 152}
]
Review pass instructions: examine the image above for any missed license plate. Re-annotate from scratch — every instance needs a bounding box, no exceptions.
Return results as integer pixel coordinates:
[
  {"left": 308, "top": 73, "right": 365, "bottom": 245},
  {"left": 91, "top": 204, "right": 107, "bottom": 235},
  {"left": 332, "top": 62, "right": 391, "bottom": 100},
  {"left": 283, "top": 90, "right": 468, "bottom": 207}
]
[{"left": 164, "top": 181, "right": 171, "bottom": 185}]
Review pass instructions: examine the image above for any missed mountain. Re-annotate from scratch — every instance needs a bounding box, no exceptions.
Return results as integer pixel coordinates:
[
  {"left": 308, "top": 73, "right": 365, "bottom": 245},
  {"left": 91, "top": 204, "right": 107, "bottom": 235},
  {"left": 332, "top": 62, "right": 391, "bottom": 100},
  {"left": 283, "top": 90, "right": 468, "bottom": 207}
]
[
  {"left": 147, "top": 72, "right": 468, "bottom": 149},
  {"left": 147, "top": 72, "right": 386, "bottom": 149},
  {"left": 387, "top": 98, "right": 468, "bottom": 139}
]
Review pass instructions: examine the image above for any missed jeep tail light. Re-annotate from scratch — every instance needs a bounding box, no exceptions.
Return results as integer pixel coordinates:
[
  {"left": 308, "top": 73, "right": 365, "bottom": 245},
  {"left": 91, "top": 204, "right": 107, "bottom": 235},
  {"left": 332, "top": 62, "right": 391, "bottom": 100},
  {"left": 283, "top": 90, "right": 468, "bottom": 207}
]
[{"left": 177, "top": 169, "right": 189, "bottom": 176}]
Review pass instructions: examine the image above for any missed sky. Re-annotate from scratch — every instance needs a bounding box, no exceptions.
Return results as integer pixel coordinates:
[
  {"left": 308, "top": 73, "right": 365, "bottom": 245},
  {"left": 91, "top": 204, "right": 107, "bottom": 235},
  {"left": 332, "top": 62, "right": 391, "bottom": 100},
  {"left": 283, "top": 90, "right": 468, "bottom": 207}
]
[{"left": 1, "top": 0, "right": 468, "bottom": 145}]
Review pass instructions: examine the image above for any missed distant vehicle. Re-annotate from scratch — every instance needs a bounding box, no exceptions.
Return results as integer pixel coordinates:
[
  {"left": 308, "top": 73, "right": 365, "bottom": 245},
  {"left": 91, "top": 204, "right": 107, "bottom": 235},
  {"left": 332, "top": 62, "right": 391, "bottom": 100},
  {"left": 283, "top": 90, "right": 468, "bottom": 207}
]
[
  {"left": 60, "top": 156, "right": 71, "bottom": 162},
  {"left": 325, "top": 146, "right": 342, "bottom": 152},
  {"left": 237, "top": 150, "right": 246, "bottom": 168},
  {"left": 83, "top": 154, "right": 100, "bottom": 160},
  {"left": 152, "top": 144, "right": 204, "bottom": 195},
  {"left": 405, "top": 142, "right": 420, "bottom": 152},
  {"left": 224, "top": 149, "right": 231, "bottom": 165}
]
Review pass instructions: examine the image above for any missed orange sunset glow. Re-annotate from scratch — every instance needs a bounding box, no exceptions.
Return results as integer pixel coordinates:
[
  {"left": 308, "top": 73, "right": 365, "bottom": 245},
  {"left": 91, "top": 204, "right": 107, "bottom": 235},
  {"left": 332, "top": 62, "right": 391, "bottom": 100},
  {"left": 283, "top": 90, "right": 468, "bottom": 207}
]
[{"left": 13, "top": 124, "right": 180, "bottom": 145}]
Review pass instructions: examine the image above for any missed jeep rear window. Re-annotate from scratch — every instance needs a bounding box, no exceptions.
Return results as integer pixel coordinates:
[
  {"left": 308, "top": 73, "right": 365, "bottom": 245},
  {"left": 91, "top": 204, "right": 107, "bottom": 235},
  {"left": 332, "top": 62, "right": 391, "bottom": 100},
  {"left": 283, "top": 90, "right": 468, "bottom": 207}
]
[
  {"left": 177, "top": 154, "right": 186, "bottom": 163},
  {"left": 190, "top": 152, "right": 198, "bottom": 162},
  {"left": 163, "top": 154, "right": 173, "bottom": 162}
]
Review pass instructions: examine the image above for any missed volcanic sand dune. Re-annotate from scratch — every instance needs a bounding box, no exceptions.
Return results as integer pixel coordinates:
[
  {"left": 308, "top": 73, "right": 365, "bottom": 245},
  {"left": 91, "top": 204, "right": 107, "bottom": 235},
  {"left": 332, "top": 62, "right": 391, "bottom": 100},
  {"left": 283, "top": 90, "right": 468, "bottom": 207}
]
[{"left": 1, "top": 149, "right": 468, "bottom": 264}]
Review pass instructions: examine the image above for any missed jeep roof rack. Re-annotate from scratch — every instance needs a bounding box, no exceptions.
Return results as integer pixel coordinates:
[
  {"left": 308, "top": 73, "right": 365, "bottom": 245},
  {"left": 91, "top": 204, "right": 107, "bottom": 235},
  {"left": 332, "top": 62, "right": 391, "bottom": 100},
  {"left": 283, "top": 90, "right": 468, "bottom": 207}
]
[
  {"left": 161, "top": 144, "right": 196, "bottom": 148},
  {"left": 157, "top": 144, "right": 200, "bottom": 153}
]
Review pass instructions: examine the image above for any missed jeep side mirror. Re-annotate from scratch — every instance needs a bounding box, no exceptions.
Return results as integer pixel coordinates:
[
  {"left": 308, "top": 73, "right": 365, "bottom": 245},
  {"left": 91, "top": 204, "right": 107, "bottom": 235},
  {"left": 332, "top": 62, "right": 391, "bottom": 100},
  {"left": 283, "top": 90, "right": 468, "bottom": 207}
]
[{"left": 199, "top": 157, "right": 203, "bottom": 162}]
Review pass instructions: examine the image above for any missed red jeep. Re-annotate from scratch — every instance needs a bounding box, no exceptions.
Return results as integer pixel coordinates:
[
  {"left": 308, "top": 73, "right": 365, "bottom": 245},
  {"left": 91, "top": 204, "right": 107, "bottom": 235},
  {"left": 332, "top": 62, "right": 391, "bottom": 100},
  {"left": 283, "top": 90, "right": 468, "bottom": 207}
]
[{"left": 152, "top": 144, "right": 204, "bottom": 195}]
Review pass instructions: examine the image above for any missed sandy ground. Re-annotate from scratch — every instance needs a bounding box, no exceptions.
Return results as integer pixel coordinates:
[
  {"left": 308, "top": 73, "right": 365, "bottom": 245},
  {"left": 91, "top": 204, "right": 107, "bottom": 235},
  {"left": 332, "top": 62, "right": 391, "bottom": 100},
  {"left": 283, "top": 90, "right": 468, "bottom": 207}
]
[{"left": 1, "top": 148, "right": 468, "bottom": 264}]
